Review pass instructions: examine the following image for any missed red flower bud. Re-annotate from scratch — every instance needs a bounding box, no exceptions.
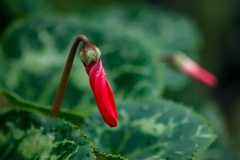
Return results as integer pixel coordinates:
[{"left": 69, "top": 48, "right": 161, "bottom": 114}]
[
  {"left": 83, "top": 59, "right": 118, "bottom": 127},
  {"left": 78, "top": 38, "right": 117, "bottom": 127},
  {"left": 50, "top": 35, "right": 117, "bottom": 127}
]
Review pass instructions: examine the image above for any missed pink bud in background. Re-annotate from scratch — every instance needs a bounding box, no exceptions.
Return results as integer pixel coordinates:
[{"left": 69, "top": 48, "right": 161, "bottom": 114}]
[
  {"left": 180, "top": 58, "right": 217, "bottom": 87},
  {"left": 162, "top": 52, "right": 218, "bottom": 87}
]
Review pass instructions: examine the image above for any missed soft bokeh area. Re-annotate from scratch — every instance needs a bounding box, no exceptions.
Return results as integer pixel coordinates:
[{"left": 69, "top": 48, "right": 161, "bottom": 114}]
[{"left": 0, "top": 0, "right": 239, "bottom": 159}]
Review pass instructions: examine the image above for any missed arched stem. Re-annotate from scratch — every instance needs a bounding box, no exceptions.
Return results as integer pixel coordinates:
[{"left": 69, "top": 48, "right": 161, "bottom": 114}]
[{"left": 50, "top": 35, "right": 90, "bottom": 117}]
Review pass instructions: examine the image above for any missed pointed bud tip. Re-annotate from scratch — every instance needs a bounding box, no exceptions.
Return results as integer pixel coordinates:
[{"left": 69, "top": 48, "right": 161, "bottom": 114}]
[
  {"left": 109, "top": 120, "right": 118, "bottom": 128},
  {"left": 103, "top": 113, "right": 118, "bottom": 128},
  {"left": 207, "top": 77, "right": 218, "bottom": 87}
]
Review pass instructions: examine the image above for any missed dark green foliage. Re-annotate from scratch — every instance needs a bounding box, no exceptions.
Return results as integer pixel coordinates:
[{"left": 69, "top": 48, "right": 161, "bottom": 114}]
[
  {"left": 0, "top": 109, "right": 95, "bottom": 160},
  {"left": 82, "top": 101, "right": 216, "bottom": 160}
]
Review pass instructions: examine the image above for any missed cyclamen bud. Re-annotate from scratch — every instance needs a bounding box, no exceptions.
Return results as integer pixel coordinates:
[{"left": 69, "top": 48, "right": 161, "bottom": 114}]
[
  {"left": 79, "top": 37, "right": 117, "bottom": 127},
  {"left": 162, "top": 52, "right": 218, "bottom": 87},
  {"left": 50, "top": 35, "right": 117, "bottom": 128},
  {"left": 80, "top": 43, "right": 101, "bottom": 65}
]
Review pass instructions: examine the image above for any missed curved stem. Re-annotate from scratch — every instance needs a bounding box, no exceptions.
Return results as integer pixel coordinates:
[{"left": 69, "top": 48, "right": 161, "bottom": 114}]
[{"left": 50, "top": 35, "right": 90, "bottom": 117}]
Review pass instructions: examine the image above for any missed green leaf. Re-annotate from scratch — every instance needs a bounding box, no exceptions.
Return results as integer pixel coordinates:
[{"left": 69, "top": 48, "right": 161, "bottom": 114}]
[
  {"left": 0, "top": 109, "right": 95, "bottom": 160},
  {"left": 0, "top": 88, "right": 85, "bottom": 127},
  {"left": 82, "top": 101, "right": 216, "bottom": 160},
  {"left": 1, "top": 15, "right": 163, "bottom": 110}
]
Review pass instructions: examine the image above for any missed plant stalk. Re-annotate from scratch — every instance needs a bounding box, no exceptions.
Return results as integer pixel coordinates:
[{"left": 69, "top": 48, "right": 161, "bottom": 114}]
[{"left": 50, "top": 35, "right": 90, "bottom": 117}]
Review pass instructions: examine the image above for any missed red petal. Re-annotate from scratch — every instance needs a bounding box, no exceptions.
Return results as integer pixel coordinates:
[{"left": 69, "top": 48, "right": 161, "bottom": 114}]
[
  {"left": 106, "top": 80, "right": 118, "bottom": 118},
  {"left": 87, "top": 59, "right": 117, "bottom": 127},
  {"left": 88, "top": 61, "right": 100, "bottom": 90},
  {"left": 85, "top": 61, "right": 97, "bottom": 75}
]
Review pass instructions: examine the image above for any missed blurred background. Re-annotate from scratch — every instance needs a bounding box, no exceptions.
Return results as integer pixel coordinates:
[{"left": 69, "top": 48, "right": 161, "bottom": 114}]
[{"left": 0, "top": 0, "right": 239, "bottom": 159}]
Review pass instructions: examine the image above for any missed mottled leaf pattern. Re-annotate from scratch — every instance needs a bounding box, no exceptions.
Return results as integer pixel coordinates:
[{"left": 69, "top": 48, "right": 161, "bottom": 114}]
[
  {"left": 0, "top": 109, "right": 95, "bottom": 160},
  {"left": 0, "top": 89, "right": 127, "bottom": 160},
  {"left": 82, "top": 101, "right": 216, "bottom": 160}
]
